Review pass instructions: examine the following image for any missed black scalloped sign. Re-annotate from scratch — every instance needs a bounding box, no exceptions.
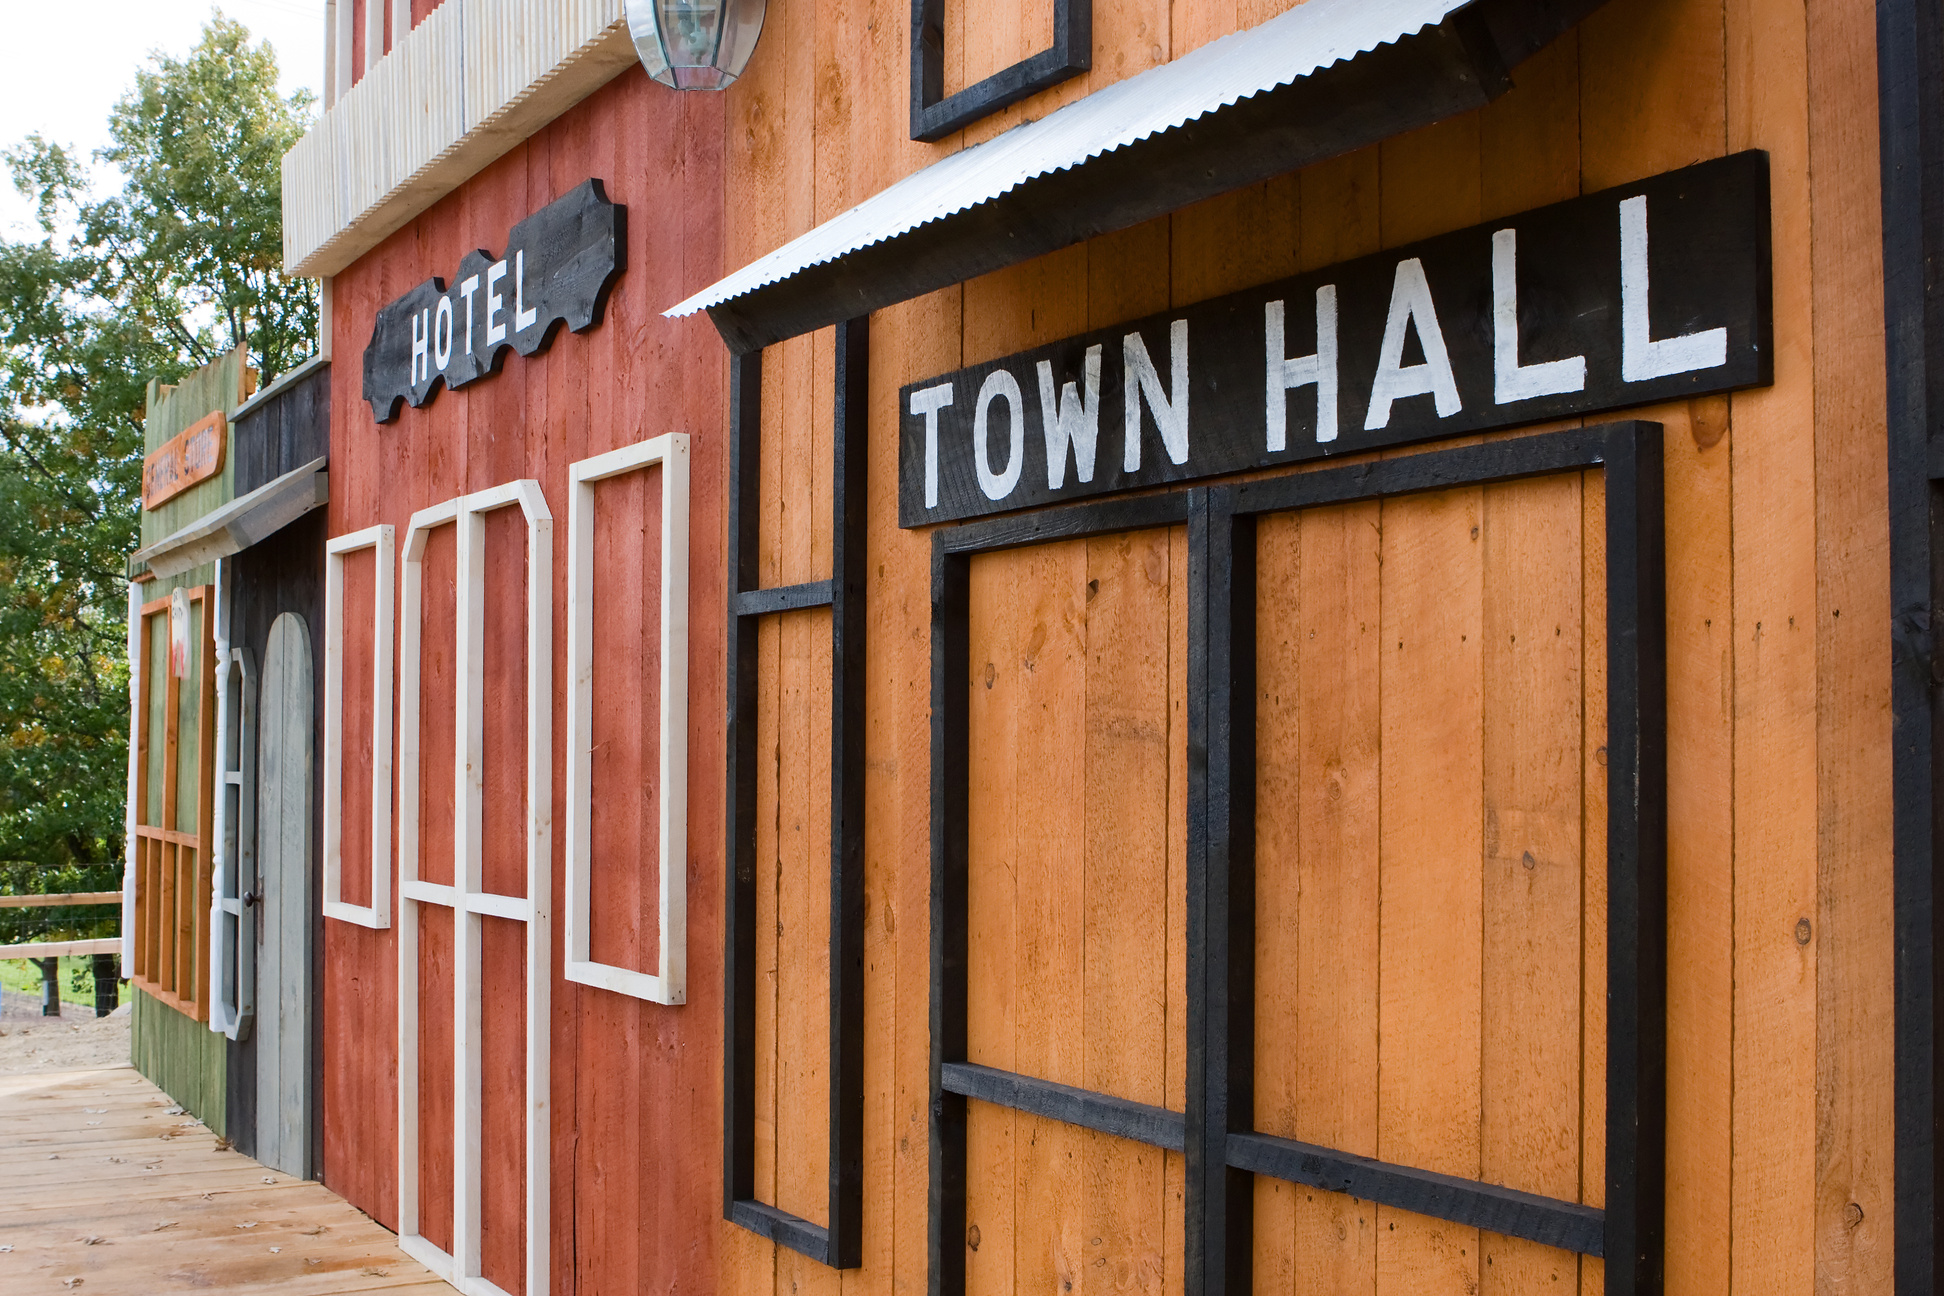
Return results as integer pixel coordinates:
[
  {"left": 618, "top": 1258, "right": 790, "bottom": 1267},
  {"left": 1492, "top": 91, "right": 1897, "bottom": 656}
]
[{"left": 362, "top": 179, "right": 626, "bottom": 423}]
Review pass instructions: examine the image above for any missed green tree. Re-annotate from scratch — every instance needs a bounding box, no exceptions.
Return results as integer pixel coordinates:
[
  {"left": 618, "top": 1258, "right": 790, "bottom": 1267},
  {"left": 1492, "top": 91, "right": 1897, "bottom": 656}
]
[{"left": 0, "top": 13, "right": 314, "bottom": 927}]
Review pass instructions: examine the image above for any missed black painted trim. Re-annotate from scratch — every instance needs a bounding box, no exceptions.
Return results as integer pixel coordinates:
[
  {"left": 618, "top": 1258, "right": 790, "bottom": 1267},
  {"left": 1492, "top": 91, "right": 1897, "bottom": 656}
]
[
  {"left": 940, "top": 1062, "right": 1186, "bottom": 1151},
  {"left": 708, "top": 0, "right": 1606, "bottom": 352},
  {"left": 1225, "top": 1131, "right": 1606, "bottom": 1257},
  {"left": 734, "top": 581, "right": 834, "bottom": 616},
  {"left": 908, "top": 0, "right": 1090, "bottom": 142},
  {"left": 1880, "top": 0, "right": 1944, "bottom": 1287},
  {"left": 929, "top": 422, "right": 1665, "bottom": 1296},
  {"left": 722, "top": 321, "right": 871, "bottom": 1270}
]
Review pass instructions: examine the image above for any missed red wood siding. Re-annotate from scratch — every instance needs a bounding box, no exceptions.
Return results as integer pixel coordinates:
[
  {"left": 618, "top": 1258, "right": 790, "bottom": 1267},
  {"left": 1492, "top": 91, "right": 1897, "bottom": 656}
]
[{"left": 324, "top": 64, "right": 726, "bottom": 1294}]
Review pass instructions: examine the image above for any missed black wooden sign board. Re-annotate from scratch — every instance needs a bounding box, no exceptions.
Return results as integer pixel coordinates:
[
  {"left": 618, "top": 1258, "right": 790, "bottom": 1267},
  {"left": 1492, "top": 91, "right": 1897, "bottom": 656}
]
[
  {"left": 363, "top": 179, "right": 625, "bottom": 422},
  {"left": 898, "top": 151, "right": 1771, "bottom": 526}
]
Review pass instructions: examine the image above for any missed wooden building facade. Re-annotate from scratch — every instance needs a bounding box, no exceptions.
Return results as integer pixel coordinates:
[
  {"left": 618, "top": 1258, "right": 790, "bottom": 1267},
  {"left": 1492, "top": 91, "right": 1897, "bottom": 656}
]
[
  {"left": 125, "top": 348, "right": 332, "bottom": 1172},
  {"left": 258, "top": 0, "right": 1938, "bottom": 1291}
]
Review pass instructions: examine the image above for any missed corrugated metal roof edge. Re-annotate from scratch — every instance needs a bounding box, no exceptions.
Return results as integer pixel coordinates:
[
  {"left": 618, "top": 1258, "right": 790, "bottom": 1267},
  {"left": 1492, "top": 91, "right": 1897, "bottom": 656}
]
[{"left": 665, "top": 0, "right": 1469, "bottom": 319}]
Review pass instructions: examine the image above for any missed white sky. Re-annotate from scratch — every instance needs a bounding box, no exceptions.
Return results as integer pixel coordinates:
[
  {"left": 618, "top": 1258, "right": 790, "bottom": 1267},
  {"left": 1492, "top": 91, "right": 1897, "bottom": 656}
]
[{"left": 0, "top": 0, "right": 324, "bottom": 237}]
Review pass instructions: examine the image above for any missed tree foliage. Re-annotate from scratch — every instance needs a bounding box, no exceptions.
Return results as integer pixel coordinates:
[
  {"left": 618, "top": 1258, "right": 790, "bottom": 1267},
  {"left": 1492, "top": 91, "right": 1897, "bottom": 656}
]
[{"left": 0, "top": 14, "right": 314, "bottom": 912}]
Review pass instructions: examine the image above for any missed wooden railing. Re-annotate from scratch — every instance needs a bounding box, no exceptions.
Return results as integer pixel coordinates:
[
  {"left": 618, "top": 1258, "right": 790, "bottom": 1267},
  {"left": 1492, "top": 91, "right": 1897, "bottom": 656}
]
[{"left": 0, "top": 892, "right": 123, "bottom": 959}]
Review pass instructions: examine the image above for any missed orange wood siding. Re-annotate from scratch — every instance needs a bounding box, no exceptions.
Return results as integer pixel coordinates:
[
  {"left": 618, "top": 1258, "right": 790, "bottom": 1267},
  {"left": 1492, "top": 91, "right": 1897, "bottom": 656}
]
[{"left": 720, "top": 0, "right": 1895, "bottom": 1291}]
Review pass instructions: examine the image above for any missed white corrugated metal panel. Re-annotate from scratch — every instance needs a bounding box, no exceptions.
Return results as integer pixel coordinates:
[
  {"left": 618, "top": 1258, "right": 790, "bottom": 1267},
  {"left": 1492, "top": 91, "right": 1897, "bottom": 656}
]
[
  {"left": 666, "top": 0, "right": 1470, "bottom": 318},
  {"left": 281, "top": 0, "right": 632, "bottom": 277}
]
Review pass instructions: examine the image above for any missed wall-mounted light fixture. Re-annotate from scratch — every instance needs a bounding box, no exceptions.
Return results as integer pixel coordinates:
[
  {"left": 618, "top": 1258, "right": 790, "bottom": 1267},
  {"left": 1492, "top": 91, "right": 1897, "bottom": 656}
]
[{"left": 625, "top": 0, "right": 767, "bottom": 90}]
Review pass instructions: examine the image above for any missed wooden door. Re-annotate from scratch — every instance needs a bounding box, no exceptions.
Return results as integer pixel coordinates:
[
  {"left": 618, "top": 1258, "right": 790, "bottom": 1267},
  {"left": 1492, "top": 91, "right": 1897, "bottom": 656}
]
[
  {"left": 932, "top": 428, "right": 1655, "bottom": 1296},
  {"left": 959, "top": 524, "right": 1192, "bottom": 1296},
  {"left": 255, "top": 612, "right": 315, "bottom": 1178},
  {"left": 1250, "top": 471, "right": 1608, "bottom": 1296}
]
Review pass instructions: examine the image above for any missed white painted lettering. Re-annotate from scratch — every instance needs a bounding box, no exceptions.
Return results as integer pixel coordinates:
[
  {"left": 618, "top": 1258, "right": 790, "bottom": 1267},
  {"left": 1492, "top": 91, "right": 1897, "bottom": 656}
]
[
  {"left": 1265, "top": 287, "right": 1338, "bottom": 449},
  {"left": 411, "top": 307, "right": 430, "bottom": 384},
  {"left": 974, "top": 370, "right": 1026, "bottom": 501},
  {"left": 909, "top": 383, "right": 954, "bottom": 510},
  {"left": 486, "top": 260, "right": 509, "bottom": 345},
  {"left": 1123, "top": 319, "right": 1190, "bottom": 471},
  {"left": 1492, "top": 229, "right": 1585, "bottom": 403},
  {"left": 1619, "top": 195, "right": 1726, "bottom": 381},
  {"left": 1037, "top": 346, "right": 1102, "bottom": 489},
  {"left": 1364, "top": 258, "right": 1462, "bottom": 431},
  {"left": 514, "top": 249, "right": 539, "bottom": 333},
  {"left": 434, "top": 295, "right": 454, "bottom": 371},
  {"left": 459, "top": 274, "right": 481, "bottom": 356}
]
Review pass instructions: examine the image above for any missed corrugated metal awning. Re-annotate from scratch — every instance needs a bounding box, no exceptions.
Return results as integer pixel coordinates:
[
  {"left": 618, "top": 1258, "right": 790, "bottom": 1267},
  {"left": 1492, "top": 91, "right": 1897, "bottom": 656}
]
[
  {"left": 669, "top": 0, "right": 1602, "bottom": 352},
  {"left": 131, "top": 457, "right": 329, "bottom": 581}
]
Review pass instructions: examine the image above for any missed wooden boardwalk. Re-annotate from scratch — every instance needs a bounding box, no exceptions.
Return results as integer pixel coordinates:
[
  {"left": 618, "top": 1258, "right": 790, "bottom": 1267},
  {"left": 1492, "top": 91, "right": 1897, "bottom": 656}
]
[{"left": 0, "top": 1065, "right": 454, "bottom": 1294}]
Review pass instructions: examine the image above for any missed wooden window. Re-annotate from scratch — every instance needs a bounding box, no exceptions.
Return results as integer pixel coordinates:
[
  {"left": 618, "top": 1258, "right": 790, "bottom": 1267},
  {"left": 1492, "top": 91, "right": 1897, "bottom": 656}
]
[
  {"left": 209, "top": 559, "right": 259, "bottom": 1041},
  {"left": 324, "top": 524, "right": 395, "bottom": 928},
  {"left": 395, "top": 480, "right": 553, "bottom": 1296},
  {"left": 929, "top": 422, "right": 1668, "bottom": 1295},
  {"left": 130, "top": 583, "right": 218, "bottom": 1020},
  {"left": 563, "top": 434, "right": 691, "bottom": 1004},
  {"left": 722, "top": 320, "right": 868, "bottom": 1268},
  {"left": 908, "top": 0, "right": 1090, "bottom": 141}
]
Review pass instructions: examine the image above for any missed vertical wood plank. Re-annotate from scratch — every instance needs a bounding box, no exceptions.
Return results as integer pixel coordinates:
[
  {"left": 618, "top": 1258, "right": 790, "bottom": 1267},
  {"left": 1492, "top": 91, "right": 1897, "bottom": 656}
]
[
  {"left": 1081, "top": 528, "right": 1173, "bottom": 1296},
  {"left": 1375, "top": 487, "right": 1484, "bottom": 1296},
  {"left": 1479, "top": 474, "right": 1586, "bottom": 1291},
  {"left": 1011, "top": 538, "right": 1089, "bottom": 1296},
  {"left": 1580, "top": 469, "right": 1609, "bottom": 1296},
  {"left": 1726, "top": 0, "right": 1821, "bottom": 1286},
  {"left": 966, "top": 543, "right": 1025, "bottom": 1296},
  {"left": 1805, "top": 0, "right": 1896, "bottom": 1282}
]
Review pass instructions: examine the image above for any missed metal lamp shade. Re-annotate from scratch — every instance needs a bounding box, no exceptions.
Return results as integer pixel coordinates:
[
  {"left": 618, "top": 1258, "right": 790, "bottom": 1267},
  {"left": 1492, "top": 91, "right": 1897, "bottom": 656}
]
[{"left": 625, "top": 0, "right": 767, "bottom": 90}]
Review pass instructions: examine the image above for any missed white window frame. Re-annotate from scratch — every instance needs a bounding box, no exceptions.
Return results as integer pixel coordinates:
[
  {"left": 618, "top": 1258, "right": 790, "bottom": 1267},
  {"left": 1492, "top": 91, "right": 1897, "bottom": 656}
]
[
  {"left": 395, "top": 481, "right": 552, "bottom": 1296},
  {"left": 122, "top": 581, "right": 144, "bottom": 967},
  {"left": 323, "top": 524, "right": 395, "bottom": 928},
  {"left": 563, "top": 434, "right": 690, "bottom": 1005},
  {"left": 209, "top": 558, "right": 259, "bottom": 1040}
]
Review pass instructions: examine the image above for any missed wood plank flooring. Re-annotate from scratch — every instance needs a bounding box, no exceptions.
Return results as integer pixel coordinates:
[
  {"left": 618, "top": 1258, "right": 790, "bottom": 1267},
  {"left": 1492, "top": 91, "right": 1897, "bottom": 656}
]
[{"left": 0, "top": 1065, "right": 454, "bottom": 1294}]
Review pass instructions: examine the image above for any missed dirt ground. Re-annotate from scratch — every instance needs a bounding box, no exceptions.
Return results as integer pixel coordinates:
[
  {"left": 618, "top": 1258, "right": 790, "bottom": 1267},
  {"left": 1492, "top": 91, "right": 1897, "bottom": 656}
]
[{"left": 0, "top": 987, "right": 130, "bottom": 1076}]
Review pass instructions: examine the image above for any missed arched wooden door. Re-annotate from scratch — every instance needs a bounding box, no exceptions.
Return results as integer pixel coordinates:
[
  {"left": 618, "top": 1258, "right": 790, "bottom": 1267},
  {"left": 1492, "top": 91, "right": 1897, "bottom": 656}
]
[{"left": 256, "top": 611, "right": 314, "bottom": 1177}]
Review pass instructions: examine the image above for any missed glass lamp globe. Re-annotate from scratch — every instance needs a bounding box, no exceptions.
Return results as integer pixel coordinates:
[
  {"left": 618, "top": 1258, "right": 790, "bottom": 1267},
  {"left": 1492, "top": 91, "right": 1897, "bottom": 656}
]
[{"left": 625, "top": 0, "right": 767, "bottom": 90}]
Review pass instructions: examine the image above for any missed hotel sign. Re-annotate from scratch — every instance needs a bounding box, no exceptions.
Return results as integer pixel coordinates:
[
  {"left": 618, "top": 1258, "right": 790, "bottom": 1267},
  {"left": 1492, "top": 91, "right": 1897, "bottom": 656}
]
[
  {"left": 363, "top": 180, "right": 625, "bottom": 422},
  {"left": 899, "top": 152, "right": 1771, "bottom": 526}
]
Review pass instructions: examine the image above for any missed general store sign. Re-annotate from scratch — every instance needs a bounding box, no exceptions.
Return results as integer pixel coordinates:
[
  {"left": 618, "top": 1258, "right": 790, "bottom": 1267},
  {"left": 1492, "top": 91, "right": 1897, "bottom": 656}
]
[
  {"left": 899, "top": 151, "right": 1771, "bottom": 526},
  {"left": 363, "top": 180, "right": 624, "bottom": 422}
]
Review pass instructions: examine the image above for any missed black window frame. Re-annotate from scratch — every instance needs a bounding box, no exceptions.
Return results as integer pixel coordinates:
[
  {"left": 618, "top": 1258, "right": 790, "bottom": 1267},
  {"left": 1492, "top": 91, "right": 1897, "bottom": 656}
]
[
  {"left": 908, "top": 0, "right": 1091, "bottom": 142},
  {"left": 929, "top": 421, "right": 1668, "bottom": 1296},
  {"left": 723, "top": 318, "right": 870, "bottom": 1269}
]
